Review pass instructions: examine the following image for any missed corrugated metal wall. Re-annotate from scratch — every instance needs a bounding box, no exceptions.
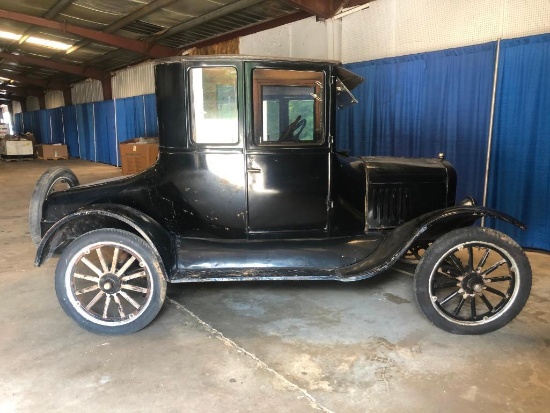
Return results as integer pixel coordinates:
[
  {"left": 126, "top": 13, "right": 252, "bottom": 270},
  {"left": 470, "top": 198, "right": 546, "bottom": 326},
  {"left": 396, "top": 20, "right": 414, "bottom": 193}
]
[
  {"left": 112, "top": 60, "right": 155, "bottom": 99},
  {"left": 71, "top": 79, "right": 103, "bottom": 105},
  {"left": 45, "top": 90, "right": 65, "bottom": 109}
]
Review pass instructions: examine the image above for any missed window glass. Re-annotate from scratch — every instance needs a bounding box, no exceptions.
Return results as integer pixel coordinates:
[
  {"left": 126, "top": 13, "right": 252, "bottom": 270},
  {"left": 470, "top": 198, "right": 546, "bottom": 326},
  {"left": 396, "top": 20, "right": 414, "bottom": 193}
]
[
  {"left": 253, "top": 69, "right": 323, "bottom": 145},
  {"left": 190, "top": 67, "right": 238, "bottom": 144}
]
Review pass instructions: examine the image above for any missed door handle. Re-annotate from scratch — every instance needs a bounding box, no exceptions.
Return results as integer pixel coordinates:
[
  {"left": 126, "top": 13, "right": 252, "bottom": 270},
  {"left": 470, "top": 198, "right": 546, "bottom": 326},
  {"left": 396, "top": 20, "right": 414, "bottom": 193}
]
[{"left": 247, "top": 168, "right": 261, "bottom": 174}]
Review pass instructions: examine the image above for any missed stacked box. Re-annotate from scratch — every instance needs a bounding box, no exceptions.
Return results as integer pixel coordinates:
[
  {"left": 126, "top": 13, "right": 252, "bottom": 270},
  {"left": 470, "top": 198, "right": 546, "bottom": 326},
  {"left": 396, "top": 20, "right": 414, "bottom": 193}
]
[{"left": 119, "top": 138, "right": 159, "bottom": 175}]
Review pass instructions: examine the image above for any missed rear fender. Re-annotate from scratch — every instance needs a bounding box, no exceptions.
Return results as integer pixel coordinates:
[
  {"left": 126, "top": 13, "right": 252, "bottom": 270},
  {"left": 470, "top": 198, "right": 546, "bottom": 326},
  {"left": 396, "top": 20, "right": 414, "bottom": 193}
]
[
  {"left": 336, "top": 206, "right": 525, "bottom": 280},
  {"left": 35, "top": 204, "right": 176, "bottom": 277}
]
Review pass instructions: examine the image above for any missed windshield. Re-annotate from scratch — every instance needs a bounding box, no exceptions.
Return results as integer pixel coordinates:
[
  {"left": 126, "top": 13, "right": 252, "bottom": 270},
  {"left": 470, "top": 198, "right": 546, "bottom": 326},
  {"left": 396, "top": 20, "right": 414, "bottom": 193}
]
[{"left": 335, "top": 66, "right": 363, "bottom": 109}]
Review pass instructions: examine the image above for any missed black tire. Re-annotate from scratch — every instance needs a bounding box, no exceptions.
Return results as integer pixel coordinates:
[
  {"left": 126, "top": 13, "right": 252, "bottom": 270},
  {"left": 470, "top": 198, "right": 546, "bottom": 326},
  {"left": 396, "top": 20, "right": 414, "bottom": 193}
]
[
  {"left": 414, "top": 227, "right": 531, "bottom": 335},
  {"left": 55, "top": 229, "right": 167, "bottom": 335},
  {"left": 29, "top": 167, "right": 79, "bottom": 246}
]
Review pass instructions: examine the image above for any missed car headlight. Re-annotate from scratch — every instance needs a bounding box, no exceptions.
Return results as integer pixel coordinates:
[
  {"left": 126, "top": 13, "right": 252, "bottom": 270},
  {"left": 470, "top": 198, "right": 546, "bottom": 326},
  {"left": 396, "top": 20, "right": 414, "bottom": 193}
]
[{"left": 459, "top": 196, "right": 477, "bottom": 207}]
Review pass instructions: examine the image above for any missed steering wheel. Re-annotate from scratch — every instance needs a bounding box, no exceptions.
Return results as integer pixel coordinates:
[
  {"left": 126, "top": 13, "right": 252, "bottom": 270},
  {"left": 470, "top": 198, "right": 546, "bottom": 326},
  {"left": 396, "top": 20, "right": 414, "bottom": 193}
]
[{"left": 280, "top": 116, "right": 307, "bottom": 142}]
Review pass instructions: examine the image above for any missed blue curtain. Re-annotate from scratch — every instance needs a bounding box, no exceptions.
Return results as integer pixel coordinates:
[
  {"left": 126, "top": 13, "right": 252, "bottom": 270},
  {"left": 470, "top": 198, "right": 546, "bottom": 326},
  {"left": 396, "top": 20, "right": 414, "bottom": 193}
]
[
  {"left": 14, "top": 113, "right": 23, "bottom": 134},
  {"left": 13, "top": 96, "right": 155, "bottom": 166},
  {"left": 75, "top": 104, "right": 96, "bottom": 161},
  {"left": 61, "top": 106, "right": 80, "bottom": 157},
  {"left": 144, "top": 93, "right": 158, "bottom": 136},
  {"left": 50, "top": 108, "right": 65, "bottom": 144},
  {"left": 94, "top": 101, "right": 117, "bottom": 165},
  {"left": 337, "top": 42, "right": 497, "bottom": 203},
  {"left": 37, "top": 111, "right": 51, "bottom": 144},
  {"left": 487, "top": 34, "right": 550, "bottom": 250},
  {"left": 115, "top": 96, "right": 146, "bottom": 145}
]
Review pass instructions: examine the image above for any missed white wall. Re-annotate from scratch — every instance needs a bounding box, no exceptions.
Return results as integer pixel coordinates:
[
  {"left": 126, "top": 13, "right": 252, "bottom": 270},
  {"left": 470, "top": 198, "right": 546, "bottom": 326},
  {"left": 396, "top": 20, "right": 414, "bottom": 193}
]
[
  {"left": 240, "top": 0, "right": 550, "bottom": 64},
  {"left": 240, "top": 16, "right": 342, "bottom": 60},
  {"left": 342, "top": 0, "right": 550, "bottom": 63}
]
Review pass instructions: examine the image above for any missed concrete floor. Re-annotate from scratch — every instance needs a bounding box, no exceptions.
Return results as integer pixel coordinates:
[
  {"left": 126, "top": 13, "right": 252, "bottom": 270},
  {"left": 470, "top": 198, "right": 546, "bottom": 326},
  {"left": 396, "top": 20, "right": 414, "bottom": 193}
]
[{"left": 0, "top": 159, "right": 549, "bottom": 413}]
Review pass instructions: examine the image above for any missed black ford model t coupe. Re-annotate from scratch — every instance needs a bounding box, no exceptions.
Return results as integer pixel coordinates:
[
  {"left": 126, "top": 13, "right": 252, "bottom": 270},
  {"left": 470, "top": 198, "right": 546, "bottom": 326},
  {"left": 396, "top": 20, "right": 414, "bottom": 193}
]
[{"left": 30, "top": 56, "right": 531, "bottom": 335}]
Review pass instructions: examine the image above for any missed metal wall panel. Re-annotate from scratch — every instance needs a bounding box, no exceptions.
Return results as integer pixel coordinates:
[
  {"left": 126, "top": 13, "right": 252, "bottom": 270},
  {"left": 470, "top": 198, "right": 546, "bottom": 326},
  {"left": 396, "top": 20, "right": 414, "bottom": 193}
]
[{"left": 112, "top": 60, "right": 155, "bottom": 99}]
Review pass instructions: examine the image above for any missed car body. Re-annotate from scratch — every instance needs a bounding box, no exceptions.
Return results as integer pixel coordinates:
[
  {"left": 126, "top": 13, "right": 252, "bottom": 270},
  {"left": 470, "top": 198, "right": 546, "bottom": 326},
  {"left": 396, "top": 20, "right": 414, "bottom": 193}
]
[{"left": 31, "top": 56, "right": 532, "bottom": 335}]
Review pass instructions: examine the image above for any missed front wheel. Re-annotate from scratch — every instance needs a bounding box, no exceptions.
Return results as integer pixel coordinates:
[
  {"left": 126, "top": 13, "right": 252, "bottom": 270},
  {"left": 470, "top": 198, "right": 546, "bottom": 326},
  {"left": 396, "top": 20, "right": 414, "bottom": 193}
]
[
  {"left": 55, "top": 229, "right": 167, "bottom": 335},
  {"left": 414, "top": 227, "right": 531, "bottom": 335}
]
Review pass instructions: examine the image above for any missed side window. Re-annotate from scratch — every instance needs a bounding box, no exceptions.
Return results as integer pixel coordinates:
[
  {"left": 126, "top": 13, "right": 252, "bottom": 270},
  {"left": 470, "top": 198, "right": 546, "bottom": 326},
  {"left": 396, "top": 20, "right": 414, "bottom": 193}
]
[
  {"left": 190, "top": 67, "right": 238, "bottom": 144},
  {"left": 253, "top": 69, "right": 324, "bottom": 145}
]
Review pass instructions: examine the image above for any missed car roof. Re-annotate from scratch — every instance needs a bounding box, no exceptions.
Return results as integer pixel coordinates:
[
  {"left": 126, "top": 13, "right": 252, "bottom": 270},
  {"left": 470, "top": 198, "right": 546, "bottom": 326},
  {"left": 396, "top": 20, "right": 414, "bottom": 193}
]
[{"left": 155, "top": 54, "right": 341, "bottom": 66}]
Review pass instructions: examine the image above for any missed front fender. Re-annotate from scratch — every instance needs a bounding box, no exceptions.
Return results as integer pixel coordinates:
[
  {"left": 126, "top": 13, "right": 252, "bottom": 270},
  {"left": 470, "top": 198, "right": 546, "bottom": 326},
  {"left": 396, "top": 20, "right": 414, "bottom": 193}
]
[
  {"left": 336, "top": 206, "right": 525, "bottom": 281},
  {"left": 35, "top": 204, "right": 176, "bottom": 277}
]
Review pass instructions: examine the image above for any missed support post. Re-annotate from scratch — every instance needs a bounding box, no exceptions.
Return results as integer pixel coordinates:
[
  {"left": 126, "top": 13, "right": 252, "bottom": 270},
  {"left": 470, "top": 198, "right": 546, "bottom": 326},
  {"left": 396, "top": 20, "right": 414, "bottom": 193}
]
[
  {"left": 63, "top": 88, "right": 72, "bottom": 106},
  {"left": 38, "top": 93, "right": 46, "bottom": 110},
  {"left": 481, "top": 39, "right": 502, "bottom": 227},
  {"left": 101, "top": 77, "right": 112, "bottom": 101}
]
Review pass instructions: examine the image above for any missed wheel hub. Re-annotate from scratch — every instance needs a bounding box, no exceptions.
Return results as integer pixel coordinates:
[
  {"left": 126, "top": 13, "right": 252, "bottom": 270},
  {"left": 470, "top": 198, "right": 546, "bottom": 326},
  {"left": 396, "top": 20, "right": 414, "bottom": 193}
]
[
  {"left": 99, "top": 274, "right": 121, "bottom": 294},
  {"left": 461, "top": 272, "right": 485, "bottom": 295}
]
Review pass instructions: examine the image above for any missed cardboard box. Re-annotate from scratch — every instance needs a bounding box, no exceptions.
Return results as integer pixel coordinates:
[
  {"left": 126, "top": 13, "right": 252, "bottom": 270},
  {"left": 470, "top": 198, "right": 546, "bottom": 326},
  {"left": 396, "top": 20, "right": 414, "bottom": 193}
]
[
  {"left": 36, "top": 144, "right": 68, "bottom": 160},
  {"left": 0, "top": 139, "right": 34, "bottom": 156},
  {"left": 119, "top": 138, "right": 159, "bottom": 175}
]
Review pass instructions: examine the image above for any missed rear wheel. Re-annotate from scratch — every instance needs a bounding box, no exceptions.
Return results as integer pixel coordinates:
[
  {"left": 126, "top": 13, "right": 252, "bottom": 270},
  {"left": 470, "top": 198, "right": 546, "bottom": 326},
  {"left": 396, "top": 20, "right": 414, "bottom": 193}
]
[
  {"left": 29, "top": 167, "right": 79, "bottom": 246},
  {"left": 414, "top": 227, "right": 531, "bottom": 334},
  {"left": 55, "top": 229, "right": 167, "bottom": 335}
]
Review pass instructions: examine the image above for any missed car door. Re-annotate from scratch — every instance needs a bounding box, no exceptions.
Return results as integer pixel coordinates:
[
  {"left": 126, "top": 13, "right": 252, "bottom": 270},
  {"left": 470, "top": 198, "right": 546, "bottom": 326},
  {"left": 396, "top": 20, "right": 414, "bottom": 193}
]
[{"left": 245, "top": 63, "right": 331, "bottom": 235}]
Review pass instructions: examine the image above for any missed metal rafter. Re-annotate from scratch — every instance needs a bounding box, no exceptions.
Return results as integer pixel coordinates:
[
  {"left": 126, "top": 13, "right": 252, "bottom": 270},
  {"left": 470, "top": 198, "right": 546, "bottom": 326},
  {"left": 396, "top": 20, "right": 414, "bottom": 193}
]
[
  {"left": 4, "top": 0, "right": 74, "bottom": 53},
  {"left": 0, "top": 93, "right": 28, "bottom": 101},
  {"left": 0, "top": 70, "right": 67, "bottom": 90},
  {"left": 185, "top": 10, "right": 310, "bottom": 50},
  {"left": 0, "top": 9, "right": 178, "bottom": 58},
  {"left": 0, "top": 84, "right": 43, "bottom": 96},
  {"left": 64, "top": 0, "right": 177, "bottom": 56},
  {"left": 0, "top": 52, "right": 109, "bottom": 80},
  {"left": 154, "top": 0, "right": 265, "bottom": 41},
  {"left": 284, "top": 0, "right": 371, "bottom": 19}
]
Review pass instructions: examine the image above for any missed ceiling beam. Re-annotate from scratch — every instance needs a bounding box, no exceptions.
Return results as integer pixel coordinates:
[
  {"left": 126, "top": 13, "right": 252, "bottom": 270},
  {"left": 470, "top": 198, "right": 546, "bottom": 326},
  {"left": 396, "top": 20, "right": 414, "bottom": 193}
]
[
  {"left": 154, "top": 0, "right": 264, "bottom": 41},
  {"left": 0, "top": 93, "right": 29, "bottom": 101},
  {"left": 0, "top": 52, "right": 109, "bottom": 80},
  {"left": 0, "top": 70, "right": 67, "bottom": 90},
  {"left": 0, "top": 9, "right": 178, "bottom": 58},
  {"left": 184, "top": 10, "right": 310, "bottom": 50},
  {"left": 284, "top": 0, "right": 371, "bottom": 19},
  {"left": 4, "top": 0, "right": 74, "bottom": 53},
  {"left": 65, "top": 0, "right": 176, "bottom": 55},
  {"left": 0, "top": 85, "right": 43, "bottom": 96},
  {"left": 106, "top": 0, "right": 176, "bottom": 34},
  {"left": 43, "top": 0, "right": 74, "bottom": 19}
]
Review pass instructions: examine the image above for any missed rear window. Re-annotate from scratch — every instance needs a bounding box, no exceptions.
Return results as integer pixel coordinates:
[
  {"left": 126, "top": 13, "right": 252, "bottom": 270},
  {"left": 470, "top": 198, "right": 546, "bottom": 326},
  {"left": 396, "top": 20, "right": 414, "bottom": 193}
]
[{"left": 189, "top": 66, "right": 238, "bottom": 145}]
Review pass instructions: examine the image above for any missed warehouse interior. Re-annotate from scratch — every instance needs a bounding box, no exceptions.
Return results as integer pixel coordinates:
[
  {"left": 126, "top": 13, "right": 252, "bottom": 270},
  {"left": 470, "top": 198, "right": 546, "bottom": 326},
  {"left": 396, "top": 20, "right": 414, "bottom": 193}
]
[{"left": 0, "top": 1, "right": 549, "bottom": 412}]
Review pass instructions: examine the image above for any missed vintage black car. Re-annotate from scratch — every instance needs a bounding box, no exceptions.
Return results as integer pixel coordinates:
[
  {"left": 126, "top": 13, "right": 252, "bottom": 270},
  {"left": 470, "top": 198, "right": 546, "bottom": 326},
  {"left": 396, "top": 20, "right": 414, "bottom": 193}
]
[{"left": 30, "top": 56, "right": 531, "bottom": 336}]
